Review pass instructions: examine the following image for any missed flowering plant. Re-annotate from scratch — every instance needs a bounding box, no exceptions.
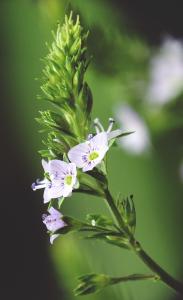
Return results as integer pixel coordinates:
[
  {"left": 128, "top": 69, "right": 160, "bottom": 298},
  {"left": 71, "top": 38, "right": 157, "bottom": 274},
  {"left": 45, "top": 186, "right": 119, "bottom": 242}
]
[{"left": 32, "top": 13, "right": 183, "bottom": 296}]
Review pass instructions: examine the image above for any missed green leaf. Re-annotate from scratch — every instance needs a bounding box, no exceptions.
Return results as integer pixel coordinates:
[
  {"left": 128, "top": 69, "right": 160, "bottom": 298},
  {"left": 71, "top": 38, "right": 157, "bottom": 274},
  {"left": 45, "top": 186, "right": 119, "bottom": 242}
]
[
  {"left": 77, "top": 171, "right": 105, "bottom": 196},
  {"left": 105, "top": 235, "right": 130, "bottom": 249}
]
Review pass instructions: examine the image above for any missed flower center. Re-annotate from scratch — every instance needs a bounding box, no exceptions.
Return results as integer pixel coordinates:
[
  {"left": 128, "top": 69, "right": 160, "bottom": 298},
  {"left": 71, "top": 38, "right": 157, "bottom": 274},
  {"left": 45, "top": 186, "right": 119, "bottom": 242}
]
[
  {"left": 89, "top": 151, "right": 99, "bottom": 161},
  {"left": 65, "top": 175, "right": 72, "bottom": 185}
]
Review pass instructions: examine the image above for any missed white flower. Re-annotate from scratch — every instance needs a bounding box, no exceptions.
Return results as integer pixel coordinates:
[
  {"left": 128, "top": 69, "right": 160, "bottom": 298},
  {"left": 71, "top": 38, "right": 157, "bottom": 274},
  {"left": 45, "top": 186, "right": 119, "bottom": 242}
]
[
  {"left": 115, "top": 104, "right": 151, "bottom": 155},
  {"left": 32, "top": 159, "right": 77, "bottom": 203},
  {"left": 68, "top": 132, "right": 109, "bottom": 172},
  {"left": 146, "top": 37, "right": 183, "bottom": 105}
]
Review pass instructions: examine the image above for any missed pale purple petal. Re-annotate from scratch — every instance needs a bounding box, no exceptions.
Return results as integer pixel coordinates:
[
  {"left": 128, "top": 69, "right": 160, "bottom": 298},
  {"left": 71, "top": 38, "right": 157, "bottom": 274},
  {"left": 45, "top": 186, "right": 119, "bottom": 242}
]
[
  {"left": 83, "top": 162, "right": 94, "bottom": 172},
  {"left": 43, "top": 212, "right": 66, "bottom": 232},
  {"left": 48, "top": 207, "right": 62, "bottom": 217},
  {"left": 82, "top": 148, "right": 107, "bottom": 172},
  {"left": 91, "top": 132, "right": 108, "bottom": 149},
  {"left": 43, "top": 184, "right": 64, "bottom": 203},
  {"left": 68, "top": 142, "right": 90, "bottom": 168},
  {"left": 49, "top": 160, "right": 69, "bottom": 180},
  {"left": 69, "top": 163, "right": 77, "bottom": 176}
]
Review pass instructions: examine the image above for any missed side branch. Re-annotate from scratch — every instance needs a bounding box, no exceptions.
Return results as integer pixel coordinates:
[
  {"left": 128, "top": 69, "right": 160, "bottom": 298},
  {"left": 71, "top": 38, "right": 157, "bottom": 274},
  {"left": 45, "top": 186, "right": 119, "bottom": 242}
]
[{"left": 104, "top": 188, "right": 183, "bottom": 295}]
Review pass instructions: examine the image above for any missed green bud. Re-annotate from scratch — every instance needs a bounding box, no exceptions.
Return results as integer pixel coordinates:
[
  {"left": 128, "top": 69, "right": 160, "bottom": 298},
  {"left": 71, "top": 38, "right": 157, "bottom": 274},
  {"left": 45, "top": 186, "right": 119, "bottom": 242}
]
[
  {"left": 74, "top": 273, "right": 111, "bottom": 296},
  {"left": 37, "top": 12, "right": 92, "bottom": 159},
  {"left": 117, "top": 194, "right": 136, "bottom": 234}
]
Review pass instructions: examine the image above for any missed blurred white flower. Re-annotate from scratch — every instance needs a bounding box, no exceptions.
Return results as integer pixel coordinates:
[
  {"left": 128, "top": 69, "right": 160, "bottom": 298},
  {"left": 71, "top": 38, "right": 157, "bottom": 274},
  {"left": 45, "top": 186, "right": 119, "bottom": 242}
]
[
  {"left": 146, "top": 37, "right": 183, "bottom": 105},
  {"left": 115, "top": 104, "right": 151, "bottom": 155}
]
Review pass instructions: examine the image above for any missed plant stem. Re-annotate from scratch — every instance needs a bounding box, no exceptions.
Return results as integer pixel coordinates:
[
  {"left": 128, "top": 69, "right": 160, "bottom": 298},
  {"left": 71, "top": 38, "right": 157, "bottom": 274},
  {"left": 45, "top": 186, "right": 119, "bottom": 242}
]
[
  {"left": 104, "top": 188, "right": 183, "bottom": 295},
  {"left": 111, "top": 273, "right": 159, "bottom": 285}
]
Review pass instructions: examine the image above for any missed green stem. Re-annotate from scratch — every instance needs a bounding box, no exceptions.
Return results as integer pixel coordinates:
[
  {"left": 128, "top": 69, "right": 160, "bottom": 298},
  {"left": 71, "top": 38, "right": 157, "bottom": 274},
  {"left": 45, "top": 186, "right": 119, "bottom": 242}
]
[
  {"left": 111, "top": 273, "right": 159, "bottom": 285},
  {"left": 104, "top": 188, "right": 183, "bottom": 295}
]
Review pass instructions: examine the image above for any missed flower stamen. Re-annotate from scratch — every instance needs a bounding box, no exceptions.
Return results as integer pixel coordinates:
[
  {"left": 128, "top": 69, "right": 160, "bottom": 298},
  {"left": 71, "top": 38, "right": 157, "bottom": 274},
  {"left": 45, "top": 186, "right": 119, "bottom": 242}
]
[
  {"left": 107, "top": 118, "right": 115, "bottom": 133},
  {"left": 89, "top": 151, "right": 99, "bottom": 161}
]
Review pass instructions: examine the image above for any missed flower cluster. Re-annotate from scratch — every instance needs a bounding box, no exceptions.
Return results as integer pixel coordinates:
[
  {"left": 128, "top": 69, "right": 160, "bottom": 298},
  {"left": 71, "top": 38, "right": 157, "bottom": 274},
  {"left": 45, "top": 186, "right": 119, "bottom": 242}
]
[{"left": 32, "top": 117, "right": 129, "bottom": 241}]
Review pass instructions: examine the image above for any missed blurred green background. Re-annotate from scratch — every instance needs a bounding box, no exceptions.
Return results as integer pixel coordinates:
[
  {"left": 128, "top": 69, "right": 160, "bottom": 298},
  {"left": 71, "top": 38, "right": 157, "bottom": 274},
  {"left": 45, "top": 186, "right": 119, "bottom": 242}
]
[{"left": 1, "top": 1, "right": 183, "bottom": 300}]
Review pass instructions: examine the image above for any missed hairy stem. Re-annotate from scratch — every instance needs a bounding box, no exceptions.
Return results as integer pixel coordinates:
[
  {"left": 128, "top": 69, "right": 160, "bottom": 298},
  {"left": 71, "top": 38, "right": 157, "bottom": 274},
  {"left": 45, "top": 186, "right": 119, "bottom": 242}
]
[{"left": 104, "top": 188, "right": 183, "bottom": 295}]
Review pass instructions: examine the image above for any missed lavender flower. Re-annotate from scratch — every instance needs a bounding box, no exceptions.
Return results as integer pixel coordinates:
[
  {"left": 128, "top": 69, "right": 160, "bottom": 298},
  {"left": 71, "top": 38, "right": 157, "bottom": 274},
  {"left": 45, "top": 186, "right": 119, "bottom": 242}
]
[
  {"left": 68, "top": 117, "right": 130, "bottom": 172},
  {"left": 68, "top": 132, "right": 109, "bottom": 172},
  {"left": 32, "top": 159, "right": 77, "bottom": 203},
  {"left": 42, "top": 207, "right": 66, "bottom": 243}
]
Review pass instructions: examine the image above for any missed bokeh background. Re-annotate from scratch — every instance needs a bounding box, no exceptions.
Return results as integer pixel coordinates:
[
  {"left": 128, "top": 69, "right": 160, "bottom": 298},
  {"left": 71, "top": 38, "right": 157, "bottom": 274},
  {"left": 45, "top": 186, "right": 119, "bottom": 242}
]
[{"left": 1, "top": 1, "right": 183, "bottom": 300}]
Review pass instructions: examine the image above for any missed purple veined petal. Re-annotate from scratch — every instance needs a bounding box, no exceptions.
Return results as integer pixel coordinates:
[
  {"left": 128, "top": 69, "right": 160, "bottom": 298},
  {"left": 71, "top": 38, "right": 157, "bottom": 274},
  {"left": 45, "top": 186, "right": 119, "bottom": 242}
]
[
  {"left": 68, "top": 163, "right": 77, "bottom": 176},
  {"left": 83, "top": 161, "right": 94, "bottom": 172},
  {"left": 48, "top": 207, "right": 62, "bottom": 217},
  {"left": 91, "top": 132, "right": 108, "bottom": 149},
  {"left": 43, "top": 215, "right": 65, "bottom": 232},
  {"left": 50, "top": 234, "right": 60, "bottom": 244},
  {"left": 68, "top": 142, "right": 90, "bottom": 168},
  {"left": 42, "top": 159, "right": 50, "bottom": 173},
  {"left": 82, "top": 146, "right": 108, "bottom": 172},
  {"left": 43, "top": 184, "right": 64, "bottom": 203},
  {"left": 49, "top": 160, "right": 69, "bottom": 179}
]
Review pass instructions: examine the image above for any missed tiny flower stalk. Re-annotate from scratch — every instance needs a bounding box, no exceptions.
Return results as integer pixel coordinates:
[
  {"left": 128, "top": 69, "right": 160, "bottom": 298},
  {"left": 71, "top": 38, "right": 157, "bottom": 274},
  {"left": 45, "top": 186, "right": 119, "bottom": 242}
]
[{"left": 32, "top": 12, "right": 183, "bottom": 297}]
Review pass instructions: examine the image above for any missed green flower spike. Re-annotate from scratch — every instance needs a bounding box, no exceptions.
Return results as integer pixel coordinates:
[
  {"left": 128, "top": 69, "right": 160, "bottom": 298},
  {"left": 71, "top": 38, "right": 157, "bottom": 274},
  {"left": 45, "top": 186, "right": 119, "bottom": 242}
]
[{"left": 37, "top": 12, "right": 93, "bottom": 160}]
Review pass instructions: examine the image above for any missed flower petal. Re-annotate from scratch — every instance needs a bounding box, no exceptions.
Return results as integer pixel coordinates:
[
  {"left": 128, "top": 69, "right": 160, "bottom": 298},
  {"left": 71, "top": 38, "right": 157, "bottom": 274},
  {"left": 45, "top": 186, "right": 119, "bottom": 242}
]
[
  {"left": 43, "top": 184, "right": 64, "bottom": 203},
  {"left": 83, "top": 162, "right": 94, "bottom": 172},
  {"left": 68, "top": 142, "right": 90, "bottom": 168},
  {"left": 49, "top": 160, "right": 69, "bottom": 178},
  {"left": 48, "top": 207, "right": 62, "bottom": 217},
  {"left": 62, "top": 185, "right": 73, "bottom": 197},
  {"left": 91, "top": 132, "right": 108, "bottom": 149}
]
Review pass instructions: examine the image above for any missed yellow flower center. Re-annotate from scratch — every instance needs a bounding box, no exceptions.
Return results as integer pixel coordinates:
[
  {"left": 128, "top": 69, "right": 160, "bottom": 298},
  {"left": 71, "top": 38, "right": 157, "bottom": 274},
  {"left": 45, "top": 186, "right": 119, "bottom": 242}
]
[
  {"left": 65, "top": 175, "right": 72, "bottom": 185},
  {"left": 89, "top": 151, "right": 99, "bottom": 161}
]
